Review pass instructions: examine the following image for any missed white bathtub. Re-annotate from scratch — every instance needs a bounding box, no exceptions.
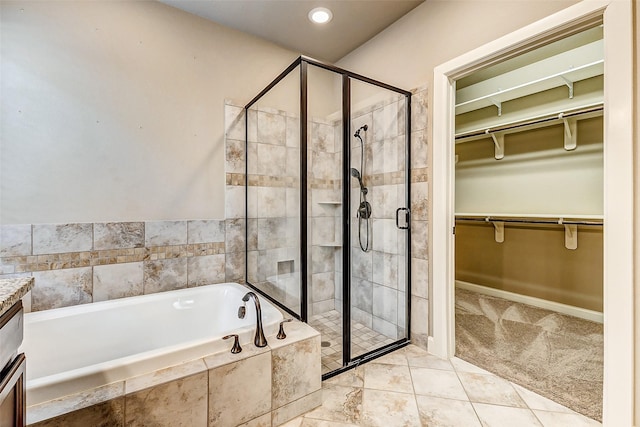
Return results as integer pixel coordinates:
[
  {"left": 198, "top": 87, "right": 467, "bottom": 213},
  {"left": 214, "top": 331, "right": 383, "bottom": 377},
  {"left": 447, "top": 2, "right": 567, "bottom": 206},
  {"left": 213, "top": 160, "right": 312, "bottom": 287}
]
[{"left": 21, "top": 282, "right": 283, "bottom": 407}]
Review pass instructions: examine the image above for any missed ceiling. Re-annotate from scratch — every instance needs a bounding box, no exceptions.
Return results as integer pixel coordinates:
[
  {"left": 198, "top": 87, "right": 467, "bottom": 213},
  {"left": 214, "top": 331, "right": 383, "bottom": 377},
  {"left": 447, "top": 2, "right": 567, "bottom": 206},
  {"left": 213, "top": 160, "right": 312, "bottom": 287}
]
[{"left": 158, "top": 0, "right": 424, "bottom": 62}]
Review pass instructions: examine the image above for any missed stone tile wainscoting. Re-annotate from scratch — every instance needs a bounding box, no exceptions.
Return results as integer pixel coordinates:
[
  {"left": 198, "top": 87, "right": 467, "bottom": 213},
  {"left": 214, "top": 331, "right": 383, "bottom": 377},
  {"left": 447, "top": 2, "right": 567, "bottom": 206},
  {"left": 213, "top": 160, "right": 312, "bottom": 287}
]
[
  {"left": 0, "top": 220, "right": 242, "bottom": 312},
  {"left": 28, "top": 321, "right": 322, "bottom": 426}
]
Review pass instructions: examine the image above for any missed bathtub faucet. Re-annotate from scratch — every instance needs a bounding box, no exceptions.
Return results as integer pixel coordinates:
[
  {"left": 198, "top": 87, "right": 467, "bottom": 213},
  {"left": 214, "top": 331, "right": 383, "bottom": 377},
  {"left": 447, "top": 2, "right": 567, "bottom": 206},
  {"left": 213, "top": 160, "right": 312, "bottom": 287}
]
[{"left": 239, "top": 292, "right": 268, "bottom": 348}]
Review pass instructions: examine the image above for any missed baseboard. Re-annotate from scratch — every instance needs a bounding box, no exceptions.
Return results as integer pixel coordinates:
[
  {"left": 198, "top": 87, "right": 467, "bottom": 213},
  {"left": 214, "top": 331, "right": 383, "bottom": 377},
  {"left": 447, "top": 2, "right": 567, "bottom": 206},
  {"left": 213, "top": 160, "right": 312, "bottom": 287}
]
[{"left": 455, "top": 280, "right": 603, "bottom": 324}]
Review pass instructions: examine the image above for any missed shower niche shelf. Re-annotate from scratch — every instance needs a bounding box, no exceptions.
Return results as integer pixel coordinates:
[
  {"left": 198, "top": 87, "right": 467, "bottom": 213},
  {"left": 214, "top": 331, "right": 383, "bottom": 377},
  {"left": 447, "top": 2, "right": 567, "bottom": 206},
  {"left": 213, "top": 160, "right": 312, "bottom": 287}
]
[
  {"left": 316, "top": 201, "right": 342, "bottom": 205},
  {"left": 317, "top": 242, "right": 342, "bottom": 248}
]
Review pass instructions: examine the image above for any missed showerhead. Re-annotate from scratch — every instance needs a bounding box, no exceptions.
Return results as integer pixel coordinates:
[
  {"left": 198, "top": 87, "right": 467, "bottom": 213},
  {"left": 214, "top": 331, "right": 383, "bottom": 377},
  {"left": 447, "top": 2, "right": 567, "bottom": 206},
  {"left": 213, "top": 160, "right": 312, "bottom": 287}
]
[
  {"left": 350, "top": 168, "right": 361, "bottom": 180},
  {"left": 354, "top": 124, "right": 369, "bottom": 138}
]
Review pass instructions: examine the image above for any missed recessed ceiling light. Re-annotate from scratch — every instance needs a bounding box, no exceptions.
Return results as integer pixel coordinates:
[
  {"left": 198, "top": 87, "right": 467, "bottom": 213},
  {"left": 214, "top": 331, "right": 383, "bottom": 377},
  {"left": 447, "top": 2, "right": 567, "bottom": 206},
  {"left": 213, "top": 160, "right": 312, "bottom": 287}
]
[{"left": 308, "top": 7, "right": 332, "bottom": 24}]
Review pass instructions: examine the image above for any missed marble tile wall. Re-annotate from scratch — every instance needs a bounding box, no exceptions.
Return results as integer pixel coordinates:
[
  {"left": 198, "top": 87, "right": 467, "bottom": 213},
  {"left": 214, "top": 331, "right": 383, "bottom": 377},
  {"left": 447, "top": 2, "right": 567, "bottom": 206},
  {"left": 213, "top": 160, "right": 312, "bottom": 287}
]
[
  {"left": 28, "top": 321, "right": 322, "bottom": 427},
  {"left": 0, "top": 220, "right": 233, "bottom": 312}
]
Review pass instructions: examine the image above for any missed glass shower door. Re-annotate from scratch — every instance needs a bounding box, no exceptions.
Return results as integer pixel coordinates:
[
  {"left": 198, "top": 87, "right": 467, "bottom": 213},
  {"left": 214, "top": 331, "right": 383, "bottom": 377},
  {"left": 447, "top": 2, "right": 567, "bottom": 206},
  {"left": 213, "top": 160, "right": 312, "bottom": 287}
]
[{"left": 349, "top": 79, "right": 410, "bottom": 359}]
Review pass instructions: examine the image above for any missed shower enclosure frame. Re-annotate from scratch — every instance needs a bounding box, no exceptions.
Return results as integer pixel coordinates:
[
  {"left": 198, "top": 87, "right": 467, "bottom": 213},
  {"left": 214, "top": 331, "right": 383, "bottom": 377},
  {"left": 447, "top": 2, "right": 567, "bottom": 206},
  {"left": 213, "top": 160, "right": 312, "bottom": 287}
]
[{"left": 244, "top": 56, "right": 412, "bottom": 378}]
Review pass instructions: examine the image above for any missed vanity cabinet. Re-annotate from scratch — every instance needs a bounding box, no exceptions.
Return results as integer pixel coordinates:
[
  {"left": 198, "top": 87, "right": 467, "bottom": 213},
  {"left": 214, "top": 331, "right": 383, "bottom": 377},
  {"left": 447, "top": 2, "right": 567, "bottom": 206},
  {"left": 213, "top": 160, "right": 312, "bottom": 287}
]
[{"left": 0, "top": 301, "right": 25, "bottom": 427}]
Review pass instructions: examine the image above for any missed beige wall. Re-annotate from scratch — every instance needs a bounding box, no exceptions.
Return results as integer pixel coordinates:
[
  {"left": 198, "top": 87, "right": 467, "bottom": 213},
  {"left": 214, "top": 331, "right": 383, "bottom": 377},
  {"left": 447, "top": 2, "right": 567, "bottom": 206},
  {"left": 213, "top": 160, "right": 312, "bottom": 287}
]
[{"left": 0, "top": 1, "right": 298, "bottom": 224}]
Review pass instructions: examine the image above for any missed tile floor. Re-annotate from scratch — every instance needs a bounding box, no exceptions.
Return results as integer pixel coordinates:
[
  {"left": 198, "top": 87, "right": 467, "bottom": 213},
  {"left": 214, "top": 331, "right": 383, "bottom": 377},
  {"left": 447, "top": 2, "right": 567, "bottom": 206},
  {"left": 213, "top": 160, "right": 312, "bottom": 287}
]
[
  {"left": 309, "top": 310, "right": 396, "bottom": 374},
  {"left": 281, "top": 344, "right": 602, "bottom": 427}
]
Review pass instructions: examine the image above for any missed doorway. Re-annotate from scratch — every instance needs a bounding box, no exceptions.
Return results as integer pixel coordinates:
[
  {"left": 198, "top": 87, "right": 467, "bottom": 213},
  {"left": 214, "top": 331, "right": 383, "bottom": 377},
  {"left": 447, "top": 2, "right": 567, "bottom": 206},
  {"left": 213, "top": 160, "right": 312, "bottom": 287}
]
[{"left": 431, "top": 1, "right": 634, "bottom": 425}]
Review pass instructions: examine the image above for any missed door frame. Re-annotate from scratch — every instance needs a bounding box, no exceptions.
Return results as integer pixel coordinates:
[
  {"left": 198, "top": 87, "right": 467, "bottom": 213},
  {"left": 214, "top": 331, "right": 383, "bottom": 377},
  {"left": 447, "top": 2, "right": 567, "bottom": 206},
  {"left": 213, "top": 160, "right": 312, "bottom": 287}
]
[{"left": 430, "top": 1, "right": 634, "bottom": 425}]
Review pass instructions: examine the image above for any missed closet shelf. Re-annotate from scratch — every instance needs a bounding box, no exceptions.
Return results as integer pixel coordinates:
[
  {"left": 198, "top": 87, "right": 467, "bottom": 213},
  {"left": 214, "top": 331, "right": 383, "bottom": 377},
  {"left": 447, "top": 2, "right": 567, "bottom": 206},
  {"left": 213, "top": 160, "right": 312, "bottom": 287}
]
[
  {"left": 455, "top": 60, "right": 603, "bottom": 116},
  {"left": 455, "top": 213, "right": 603, "bottom": 250},
  {"left": 455, "top": 213, "right": 603, "bottom": 224}
]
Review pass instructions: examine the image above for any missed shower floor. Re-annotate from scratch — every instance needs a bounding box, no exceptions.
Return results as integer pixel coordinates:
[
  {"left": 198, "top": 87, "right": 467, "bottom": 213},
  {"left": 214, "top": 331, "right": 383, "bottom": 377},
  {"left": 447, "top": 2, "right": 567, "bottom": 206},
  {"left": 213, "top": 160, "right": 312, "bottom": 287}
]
[{"left": 309, "top": 310, "right": 396, "bottom": 374}]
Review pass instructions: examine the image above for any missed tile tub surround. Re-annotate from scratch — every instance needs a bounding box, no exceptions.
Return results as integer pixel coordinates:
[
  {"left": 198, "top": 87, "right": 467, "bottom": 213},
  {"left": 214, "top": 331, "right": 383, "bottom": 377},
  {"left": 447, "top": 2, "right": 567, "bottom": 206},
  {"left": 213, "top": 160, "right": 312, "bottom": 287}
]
[
  {"left": 27, "top": 321, "right": 322, "bottom": 426},
  {"left": 0, "top": 220, "right": 236, "bottom": 312},
  {"left": 0, "top": 276, "right": 34, "bottom": 316}
]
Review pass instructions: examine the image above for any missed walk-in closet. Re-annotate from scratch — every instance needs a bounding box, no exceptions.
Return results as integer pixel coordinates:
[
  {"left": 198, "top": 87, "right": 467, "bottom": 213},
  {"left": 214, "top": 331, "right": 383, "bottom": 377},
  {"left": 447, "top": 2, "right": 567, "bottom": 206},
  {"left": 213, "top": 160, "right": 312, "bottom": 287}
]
[{"left": 453, "top": 25, "right": 604, "bottom": 421}]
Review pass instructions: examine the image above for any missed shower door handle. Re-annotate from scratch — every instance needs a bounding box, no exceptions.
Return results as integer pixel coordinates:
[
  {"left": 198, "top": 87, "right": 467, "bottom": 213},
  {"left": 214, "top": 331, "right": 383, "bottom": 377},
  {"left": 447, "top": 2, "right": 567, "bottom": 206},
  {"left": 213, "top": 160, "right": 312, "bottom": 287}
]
[{"left": 396, "top": 208, "right": 410, "bottom": 230}]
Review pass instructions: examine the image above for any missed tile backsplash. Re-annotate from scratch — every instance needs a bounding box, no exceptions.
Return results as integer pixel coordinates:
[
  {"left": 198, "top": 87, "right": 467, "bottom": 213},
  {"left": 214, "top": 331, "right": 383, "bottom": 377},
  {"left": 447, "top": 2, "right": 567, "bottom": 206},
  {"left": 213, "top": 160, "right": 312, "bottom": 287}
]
[{"left": 0, "top": 219, "right": 239, "bottom": 312}]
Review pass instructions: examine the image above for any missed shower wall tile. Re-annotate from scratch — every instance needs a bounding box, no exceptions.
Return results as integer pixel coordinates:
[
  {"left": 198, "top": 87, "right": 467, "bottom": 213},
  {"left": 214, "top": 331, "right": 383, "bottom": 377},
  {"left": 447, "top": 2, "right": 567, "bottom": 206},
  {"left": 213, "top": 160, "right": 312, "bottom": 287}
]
[
  {"left": 225, "top": 251, "right": 245, "bottom": 283},
  {"left": 352, "top": 277, "right": 372, "bottom": 313},
  {"left": 372, "top": 315, "right": 398, "bottom": 340},
  {"left": 208, "top": 352, "right": 272, "bottom": 427},
  {"left": 311, "top": 246, "right": 334, "bottom": 274},
  {"left": 187, "top": 220, "right": 225, "bottom": 244},
  {"left": 370, "top": 185, "right": 399, "bottom": 219},
  {"left": 311, "top": 300, "right": 335, "bottom": 316},
  {"left": 311, "top": 122, "right": 334, "bottom": 152},
  {"left": 383, "top": 101, "right": 399, "bottom": 140},
  {"left": 351, "top": 306, "right": 373, "bottom": 329},
  {"left": 373, "top": 107, "right": 385, "bottom": 143},
  {"left": 311, "top": 217, "right": 335, "bottom": 246},
  {"left": 312, "top": 151, "right": 340, "bottom": 181},
  {"left": 372, "top": 219, "right": 398, "bottom": 254},
  {"left": 411, "top": 220, "right": 428, "bottom": 260},
  {"left": 247, "top": 142, "right": 258, "bottom": 175},
  {"left": 225, "top": 185, "right": 246, "bottom": 219},
  {"left": 145, "top": 221, "right": 187, "bottom": 247},
  {"left": 225, "top": 104, "right": 245, "bottom": 141},
  {"left": 31, "top": 267, "right": 92, "bottom": 311},
  {"left": 286, "top": 116, "right": 300, "bottom": 148},
  {"left": 372, "top": 251, "right": 399, "bottom": 289},
  {"left": 94, "top": 222, "right": 144, "bottom": 250},
  {"left": 257, "top": 187, "right": 287, "bottom": 218},
  {"left": 247, "top": 109, "right": 258, "bottom": 143},
  {"left": 225, "top": 219, "right": 246, "bottom": 253},
  {"left": 411, "top": 130, "right": 428, "bottom": 169},
  {"left": 411, "top": 257, "right": 428, "bottom": 299},
  {"left": 311, "top": 271, "right": 334, "bottom": 302},
  {"left": 257, "top": 110, "right": 286, "bottom": 146},
  {"left": 126, "top": 372, "right": 208, "bottom": 427},
  {"left": 351, "top": 248, "right": 372, "bottom": 280},
  {"left": 225, "top": 139, "right": 245, "bottom": 174},
  {"left": 411, "top": 88, "right": 428, "bottom": 132},
  {"left": 411, "top": 295, "right": 429, "bottom": 350},
  {"left": 286, "top": 147, "right": 300, "bottom": 178},
  {"left": 33, "top": 223, "right": 93, "bottom": 255},
  {"left": 257, "top": 218, "right": 287, "bottom": 250},
  {"left": 247, "top": 185, "right": 258, "bottom": 219},
  {"left": 143, "top": 258, "right": 188, "bottom": 294},
  {"left": 257, "top": 144, "right": 286, "bottom": 176},
  {"left": 311, "top": 189, "right": 340, "bottom": 217},
  {"left": 247, "top": 219, "right": 258, "bottom": 251},
  {"left": 93, "top": 262, "right": 143, "bottom": 302},
  {"left": 334, "top": 271, "right": 343, "bottom": 301},
  {"left": 372, "top": 283, "right": 398, "bottom": 324},
  {"left": 286, "top": 188, "right": 300, "bottom": 218},
  {"left": 0, "top": 224, "right": 31, "bottom": 256},
  {"left": 187, "top": 254, "right": 225, "bottom": 287},
  {"left": 411, "top": 181, "right": 429, "bottom": 221}
]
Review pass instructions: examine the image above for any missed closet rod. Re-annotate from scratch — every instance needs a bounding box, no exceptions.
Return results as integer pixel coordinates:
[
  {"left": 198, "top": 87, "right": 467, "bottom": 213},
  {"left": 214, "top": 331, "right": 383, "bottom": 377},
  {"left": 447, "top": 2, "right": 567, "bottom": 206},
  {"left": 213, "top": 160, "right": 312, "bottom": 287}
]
[
  {"left": 455, "top": 104, "right": 603, "bottom": 140},
  {"left": 455, "top": 216, "right": 603, "bottom": 226}
]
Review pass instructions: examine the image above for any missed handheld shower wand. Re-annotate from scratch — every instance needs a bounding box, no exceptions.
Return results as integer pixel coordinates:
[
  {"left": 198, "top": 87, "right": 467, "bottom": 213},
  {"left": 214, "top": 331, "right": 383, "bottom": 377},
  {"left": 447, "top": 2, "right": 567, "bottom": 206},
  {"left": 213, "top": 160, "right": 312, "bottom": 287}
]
[{"left": 351, "top": 125, "right": 371, "bottom": 252}]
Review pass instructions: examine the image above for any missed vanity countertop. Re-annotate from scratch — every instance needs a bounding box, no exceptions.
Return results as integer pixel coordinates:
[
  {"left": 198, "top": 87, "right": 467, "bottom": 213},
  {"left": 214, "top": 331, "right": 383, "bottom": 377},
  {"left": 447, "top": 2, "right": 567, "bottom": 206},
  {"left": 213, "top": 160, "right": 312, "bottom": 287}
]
[{"left": 0, "top": 277, "right": 34, "bottom": 317}]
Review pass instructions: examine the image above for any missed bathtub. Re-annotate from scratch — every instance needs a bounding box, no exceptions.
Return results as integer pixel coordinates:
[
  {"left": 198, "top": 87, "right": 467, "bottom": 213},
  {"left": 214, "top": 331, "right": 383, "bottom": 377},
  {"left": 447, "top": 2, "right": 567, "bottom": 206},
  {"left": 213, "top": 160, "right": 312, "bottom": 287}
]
[{"left": 21, "top": 282, "right": 283, "bottom": 407}]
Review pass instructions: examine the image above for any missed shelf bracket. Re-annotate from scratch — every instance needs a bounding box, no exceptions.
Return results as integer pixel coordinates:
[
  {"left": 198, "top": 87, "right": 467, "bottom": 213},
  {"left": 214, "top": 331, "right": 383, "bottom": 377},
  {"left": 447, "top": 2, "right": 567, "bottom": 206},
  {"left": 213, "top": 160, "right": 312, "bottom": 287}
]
[
  {"left": 560, "top": 115, "right": 577, "bottom": 151},
  {"left": 560, "top": 76, "right": 574, "bottom": 99},
  {"left": 486, "top": 130, "right": 504, "bottom": 160},
  {"left": 563, "top": 223, "right": 578, "bottom": 250},
  {"left": 492, "top": 221, "right": 504, "bottom": 243},
  {"left": 489, "top": 98, "right": 502, "bottom": 116}
]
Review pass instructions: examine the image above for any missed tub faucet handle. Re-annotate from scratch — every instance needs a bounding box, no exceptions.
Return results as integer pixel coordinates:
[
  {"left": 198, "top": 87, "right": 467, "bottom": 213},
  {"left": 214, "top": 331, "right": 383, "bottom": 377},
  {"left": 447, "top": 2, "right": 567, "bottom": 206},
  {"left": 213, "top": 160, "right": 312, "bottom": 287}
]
[
  {"left": 238, "top": 303, "right": 246, "bottom": 319},
  {"left": 223, "top": 334, "right": 242, "bottom": 354},
  {"left": 277, "top": 319, "right": 293, "bottom": 340}
]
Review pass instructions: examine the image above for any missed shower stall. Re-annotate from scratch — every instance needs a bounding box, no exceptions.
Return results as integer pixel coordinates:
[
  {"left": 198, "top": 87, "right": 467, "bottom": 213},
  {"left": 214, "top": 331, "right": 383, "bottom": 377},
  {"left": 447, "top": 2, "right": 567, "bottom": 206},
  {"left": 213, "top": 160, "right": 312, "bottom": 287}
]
[{"left": 244, "top": 56, "right": 411, "bottom": 377}]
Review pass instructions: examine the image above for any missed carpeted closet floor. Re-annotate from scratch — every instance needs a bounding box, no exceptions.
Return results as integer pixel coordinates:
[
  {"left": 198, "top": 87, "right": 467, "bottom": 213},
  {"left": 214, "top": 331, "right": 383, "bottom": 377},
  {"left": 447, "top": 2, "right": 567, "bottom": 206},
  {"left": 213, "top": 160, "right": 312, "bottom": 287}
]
[{"left": 455, "top": 288, "right": 603, "bottom": 421}]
